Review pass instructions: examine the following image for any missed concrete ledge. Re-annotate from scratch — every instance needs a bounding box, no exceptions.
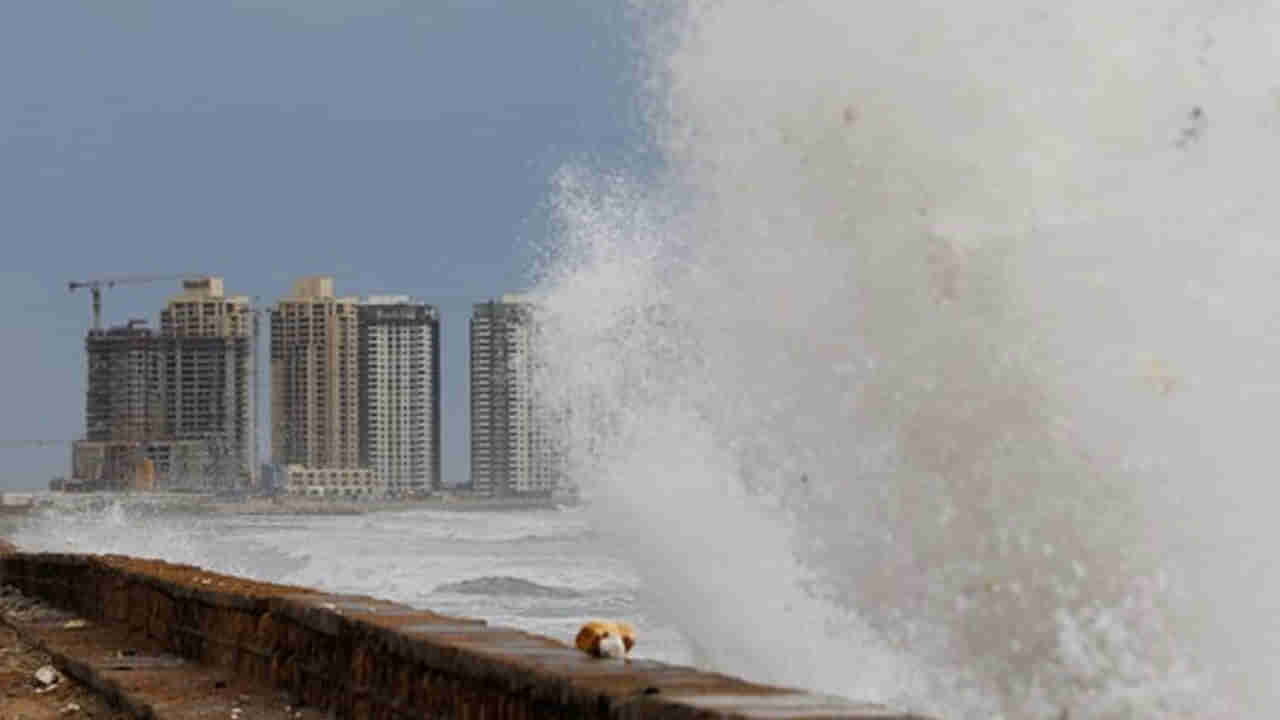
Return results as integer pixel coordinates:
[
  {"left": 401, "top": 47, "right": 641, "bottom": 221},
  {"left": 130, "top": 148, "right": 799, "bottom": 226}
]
[{"left": 1, "top": 552, "right": 929, "bottom": 719}]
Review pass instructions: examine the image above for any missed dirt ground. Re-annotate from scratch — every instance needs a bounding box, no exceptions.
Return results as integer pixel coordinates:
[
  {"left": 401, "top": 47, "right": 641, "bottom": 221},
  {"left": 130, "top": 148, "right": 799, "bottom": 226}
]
[
  {"left": 0, "top": 538, "right": 119, "bottom": 719},
  {"left": 0, "top": 621, "right": 127, "bottom": 720}
]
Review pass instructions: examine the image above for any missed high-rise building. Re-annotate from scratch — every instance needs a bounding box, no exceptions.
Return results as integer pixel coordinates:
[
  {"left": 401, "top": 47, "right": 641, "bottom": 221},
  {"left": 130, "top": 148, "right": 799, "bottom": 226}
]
[
  {"left": 270, "top": 276, "right": 361, "bottom": 470},
  {"left": 159, "top": 277, "right": 255, "bottom": 486},
  {"left": 469, "top": 294, "right": 562, "bottom": 495},
  {"left": 75, "top": 276, "right": 256, "bottom": 490},
  {"left": 77, "top": 319, "right": 167, "bottom": 490},
  {"left": 84, "top": 320, "right": 166, "bottom": 443},
  {"left": 160, "top": 277, "right": 251, "bottom": 337},
  {"left": 358, "top": 296, "right": 441, "bottom": 495}
]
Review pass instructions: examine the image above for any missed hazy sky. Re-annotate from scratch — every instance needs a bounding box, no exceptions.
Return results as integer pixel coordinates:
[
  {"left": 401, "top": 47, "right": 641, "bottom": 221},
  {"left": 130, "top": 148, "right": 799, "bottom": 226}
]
[{"left": 0, "top": 1, "right": 651, "bottom": 489}]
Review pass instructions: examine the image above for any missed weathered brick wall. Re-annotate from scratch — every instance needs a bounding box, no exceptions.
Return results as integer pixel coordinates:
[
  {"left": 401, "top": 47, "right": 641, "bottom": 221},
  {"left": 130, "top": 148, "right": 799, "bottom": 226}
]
[{"left": 0, "top": 553, "right": 925, "bottom": 719}]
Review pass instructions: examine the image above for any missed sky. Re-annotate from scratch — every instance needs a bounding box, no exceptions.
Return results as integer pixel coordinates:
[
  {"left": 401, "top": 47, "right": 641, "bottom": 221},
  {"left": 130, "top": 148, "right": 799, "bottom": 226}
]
[{"left": 0, "top": 1, "right": 652, "bottom": 489}]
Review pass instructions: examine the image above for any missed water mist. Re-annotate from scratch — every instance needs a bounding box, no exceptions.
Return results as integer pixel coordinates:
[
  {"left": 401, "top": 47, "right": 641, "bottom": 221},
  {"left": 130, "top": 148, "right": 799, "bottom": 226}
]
[{"left": 530, "top": 2, "right": 1280, "bottom": 717}]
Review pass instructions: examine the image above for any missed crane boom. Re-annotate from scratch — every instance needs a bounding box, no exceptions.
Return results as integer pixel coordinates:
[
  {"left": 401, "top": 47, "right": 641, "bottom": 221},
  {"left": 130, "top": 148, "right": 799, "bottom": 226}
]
[
  {"left": 0, "top": 439, "right": 70, "bottom": 450},
  {"left": 68, "top": 273, "right": 207, "bottom": 331}
]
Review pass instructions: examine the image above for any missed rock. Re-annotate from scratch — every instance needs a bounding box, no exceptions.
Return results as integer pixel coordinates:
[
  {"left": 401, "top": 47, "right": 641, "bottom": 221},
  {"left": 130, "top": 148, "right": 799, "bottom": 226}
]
[
  {"left": 435, "top": 576, "right": 582, "bottom": 598},
  {"left": 34, "top": 665, "right": 59, "bottom": 686},
  {"left": 61, "top": 702, "right": 81, "bottom": 714},
  {"left": 62, "top": 619, "right": 88, "bottom": 629}
]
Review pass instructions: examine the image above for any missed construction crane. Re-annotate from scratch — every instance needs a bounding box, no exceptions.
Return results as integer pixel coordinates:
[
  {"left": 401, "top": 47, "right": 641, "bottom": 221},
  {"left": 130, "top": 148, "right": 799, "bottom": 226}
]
[
  {"left": 68, "top": 273, "right": 206, "bottom": 331},
  {"left": 0, "top": 439, "right": 71, "bottom": 450}
]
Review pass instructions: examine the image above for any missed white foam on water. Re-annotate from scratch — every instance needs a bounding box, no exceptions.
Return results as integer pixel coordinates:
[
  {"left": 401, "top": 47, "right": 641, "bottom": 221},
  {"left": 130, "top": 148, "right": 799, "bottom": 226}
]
[{"left": 9, "top": 502, "right": 688, "bottom": 659}]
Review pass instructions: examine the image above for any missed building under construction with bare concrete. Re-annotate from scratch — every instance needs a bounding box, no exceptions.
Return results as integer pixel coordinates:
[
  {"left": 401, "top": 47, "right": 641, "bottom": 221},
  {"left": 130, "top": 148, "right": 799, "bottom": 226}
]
[
  {"left": 159, "top": 276, "right": 256, "bottom": 489},
  {"left": 84, "top": 321, "right": 166, "bottom": 444},
  {"left": 71, "top": 277, "right": 257, "bottom": 491},
  {"left": 75, "top": 321, "right": 167, "bottom": 491}
]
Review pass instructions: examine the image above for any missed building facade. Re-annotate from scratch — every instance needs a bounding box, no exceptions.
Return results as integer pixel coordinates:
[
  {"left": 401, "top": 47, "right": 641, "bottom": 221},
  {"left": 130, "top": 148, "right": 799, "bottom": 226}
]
[
  {"left": 160, "top": 277, "right": 252, "bottom": 337},
  {"left": 282, "top": 465, "right": 382, "bottom": 498},
  {"left": 75, "top": 276, "right": 256, "bottom": 491},
  {"left": 358, "top": 296, "right": 441, "bottom": 496},
  {"left": 469, "top": 295, "right": 562, "bottom": 496},
  {"left": 84, "top": 321, "right": 166, "bottom": 443},
  {"left": 159, "top": 276, "right": 255, "bottom": 488},
  {"left": 270, "top": 276, "right": 361, "bottom": 470},
  {"left": 78, "top": 321, "right": 178, "bottom": 490},
  {"left": 70, "top": 438, "right": 206, "bottom": 492}
]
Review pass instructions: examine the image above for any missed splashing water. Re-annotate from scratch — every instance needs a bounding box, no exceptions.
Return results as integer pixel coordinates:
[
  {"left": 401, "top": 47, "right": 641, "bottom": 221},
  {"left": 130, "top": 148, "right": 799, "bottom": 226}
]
[
  {"left": 9, "top": 501, "right": 305, "bottom": 581},
  {"left": 530, "top": 1, "right": 1280, "bottom": 717}
]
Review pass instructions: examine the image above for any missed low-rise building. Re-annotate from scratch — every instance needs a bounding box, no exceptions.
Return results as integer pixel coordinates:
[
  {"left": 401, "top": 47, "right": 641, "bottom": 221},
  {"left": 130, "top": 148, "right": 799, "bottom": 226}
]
[
  {"left": 282, "top": 465, "right": 382, "bottom": 499},
  {"left": 71, "top": 438, "right": 208, "bottom": 491}
]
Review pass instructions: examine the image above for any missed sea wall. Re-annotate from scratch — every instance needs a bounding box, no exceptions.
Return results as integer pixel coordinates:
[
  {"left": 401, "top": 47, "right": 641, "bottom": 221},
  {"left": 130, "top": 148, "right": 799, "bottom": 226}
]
[{"left": 0, "top": 551, "right": 924, "bottom": 719}]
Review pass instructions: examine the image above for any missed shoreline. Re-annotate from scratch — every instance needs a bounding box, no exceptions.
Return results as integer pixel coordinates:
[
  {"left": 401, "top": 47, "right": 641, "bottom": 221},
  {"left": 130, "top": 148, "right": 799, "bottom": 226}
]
[
  {"left": 208, "top": 495, "right": 576, "bottom": 515},
  {"left": 1, "top": 491, "right": 578, "bottom": 517}
]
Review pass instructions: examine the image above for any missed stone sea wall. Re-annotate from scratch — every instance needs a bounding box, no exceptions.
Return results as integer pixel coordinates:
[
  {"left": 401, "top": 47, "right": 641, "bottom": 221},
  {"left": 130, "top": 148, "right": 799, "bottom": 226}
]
[{"left": 0, "top": 551, "right": 925, "bottom": 719}]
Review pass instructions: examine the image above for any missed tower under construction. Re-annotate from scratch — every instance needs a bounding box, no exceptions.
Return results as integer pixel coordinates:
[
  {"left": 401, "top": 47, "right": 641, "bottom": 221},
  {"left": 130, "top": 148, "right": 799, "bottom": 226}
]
[
  {"left": 72, "top": 277, "right": 256, "bottom": 491},
  {"left": 158, "top": 276, "right": 255, "bottom": 488}
]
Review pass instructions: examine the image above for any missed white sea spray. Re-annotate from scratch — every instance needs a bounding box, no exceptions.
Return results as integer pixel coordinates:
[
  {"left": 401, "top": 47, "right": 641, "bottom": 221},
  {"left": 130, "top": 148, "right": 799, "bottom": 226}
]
[{"left": 529, "top": 2, "right": 1280, "bottom": 716}]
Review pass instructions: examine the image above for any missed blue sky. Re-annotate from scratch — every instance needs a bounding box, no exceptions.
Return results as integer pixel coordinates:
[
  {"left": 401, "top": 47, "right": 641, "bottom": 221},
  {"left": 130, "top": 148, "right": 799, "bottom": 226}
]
[{"left": 0, "top": 1, "right": 652, "bottom": 489}]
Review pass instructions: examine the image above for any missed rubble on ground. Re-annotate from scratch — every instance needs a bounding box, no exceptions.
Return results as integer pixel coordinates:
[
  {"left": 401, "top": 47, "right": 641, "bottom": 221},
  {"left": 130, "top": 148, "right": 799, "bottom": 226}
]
[{"left": 1, "top": 584, "right": 126, "bottom": 719}]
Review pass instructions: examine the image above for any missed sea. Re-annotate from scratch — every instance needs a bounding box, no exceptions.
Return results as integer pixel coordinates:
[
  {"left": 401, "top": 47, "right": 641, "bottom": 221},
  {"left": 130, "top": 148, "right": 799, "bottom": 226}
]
[{"left": 3, "top": 501, "right": 696, "bottom": 669}]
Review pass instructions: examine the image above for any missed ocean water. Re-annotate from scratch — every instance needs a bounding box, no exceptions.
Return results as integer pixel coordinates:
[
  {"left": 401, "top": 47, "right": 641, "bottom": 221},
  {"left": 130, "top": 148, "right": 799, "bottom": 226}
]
[{"left": 5, "top": 502, "right": 695, "bottom": 667}]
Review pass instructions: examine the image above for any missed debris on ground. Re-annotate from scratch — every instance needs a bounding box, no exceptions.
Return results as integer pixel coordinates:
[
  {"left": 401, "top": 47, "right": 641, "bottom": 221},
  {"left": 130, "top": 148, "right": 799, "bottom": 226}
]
[
  {"left": 34, "top": 665, "right": 59, "bottom": 686},
  {"left": 0, "top": 585, "right": 127, "bottom": 720}
]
